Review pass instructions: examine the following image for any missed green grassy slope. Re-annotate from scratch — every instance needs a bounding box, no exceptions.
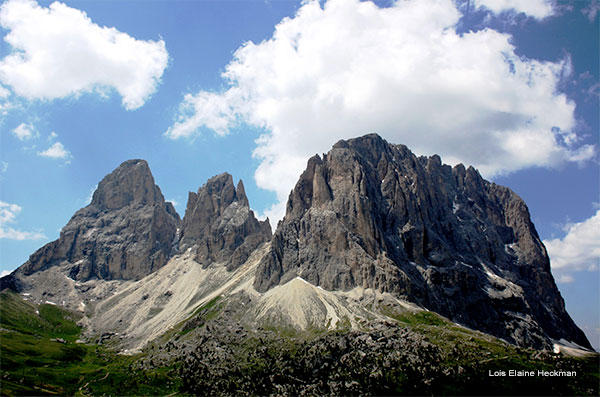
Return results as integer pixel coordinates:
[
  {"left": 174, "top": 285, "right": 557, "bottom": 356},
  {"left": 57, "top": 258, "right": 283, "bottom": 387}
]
[{"left": 0, "top": 291, "right": 181, "bottom": 396}]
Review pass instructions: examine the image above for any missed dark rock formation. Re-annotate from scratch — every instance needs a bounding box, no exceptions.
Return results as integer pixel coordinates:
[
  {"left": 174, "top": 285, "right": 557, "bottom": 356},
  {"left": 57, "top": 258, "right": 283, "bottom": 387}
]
[
  {"left": 179, "top": 173, "right": 271, "bottom": 270},
  {"left": 0, "top": 273, "right": 23, "bottom": 292},
  {"left": 16, "top": 160, "right": 180, "bottom": 281},
  {"left": 254, "top": 134, "right": 590, "bottom": 349}
]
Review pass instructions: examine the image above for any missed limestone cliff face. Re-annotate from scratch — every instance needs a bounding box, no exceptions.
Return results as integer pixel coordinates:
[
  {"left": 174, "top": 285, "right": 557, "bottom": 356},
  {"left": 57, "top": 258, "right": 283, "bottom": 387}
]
[
  {"left": 16, "top": 160, "right": 180, "bottom": 281},
  {"left": 254, "top": 134, "right": 590, "bottom": 349},
  {"left": 179, "top": 173, "right": 271, "bottom": 271}
]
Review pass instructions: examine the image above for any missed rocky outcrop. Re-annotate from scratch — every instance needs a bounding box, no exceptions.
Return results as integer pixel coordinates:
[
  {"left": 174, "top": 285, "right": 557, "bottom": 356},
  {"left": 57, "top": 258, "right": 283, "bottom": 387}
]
[
  {"left": 254, "top": 134, "right": 590, "bottom": 349},
  {"left": 179, "top": 173, "right": 271, "bottom": 270},
  {"left": 15, "top": 160, "right": 180, "bottom": 281}
]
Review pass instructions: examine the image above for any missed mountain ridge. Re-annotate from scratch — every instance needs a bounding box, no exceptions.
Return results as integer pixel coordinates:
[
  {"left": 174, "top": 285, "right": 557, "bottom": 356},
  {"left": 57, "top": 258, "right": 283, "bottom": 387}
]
[{"left": 1, "top": 134, "right": 591, "bottom": 352}]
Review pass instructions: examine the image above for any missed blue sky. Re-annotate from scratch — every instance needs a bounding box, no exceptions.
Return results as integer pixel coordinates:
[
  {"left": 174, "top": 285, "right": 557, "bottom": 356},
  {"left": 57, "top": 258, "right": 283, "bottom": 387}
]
[{"left": 0, "top": 0, "right": 598, "bottom": 348}]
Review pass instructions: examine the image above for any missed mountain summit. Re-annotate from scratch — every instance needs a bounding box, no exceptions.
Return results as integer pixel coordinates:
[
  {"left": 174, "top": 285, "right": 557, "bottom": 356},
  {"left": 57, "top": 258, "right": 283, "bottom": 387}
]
[
  {"left": 254, "top": 134, "right": 590, "bottom": 349},
  {"left": 16, "top": 159, "right": 180, "bottom": 282},
  {"left": 179, "top": 172, "right": 271, "bottom": 270}
]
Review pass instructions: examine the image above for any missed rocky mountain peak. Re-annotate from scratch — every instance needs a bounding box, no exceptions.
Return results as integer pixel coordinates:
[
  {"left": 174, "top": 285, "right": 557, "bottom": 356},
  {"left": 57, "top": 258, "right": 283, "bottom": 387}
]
[
  {"left": 91, "top": 159, "right": 163, "bottom": 210},
  {"left": 15, "top": 159, "right": 180, "bottom": 281},
  {"left": 179, "top": 173, "right": 271, "bottom": 270},
  {"left": 236, "top": 179, "right": 250, "bottom": 207},
  {"left": 254, "top": 133, "right": 590, "bottom": 350}
]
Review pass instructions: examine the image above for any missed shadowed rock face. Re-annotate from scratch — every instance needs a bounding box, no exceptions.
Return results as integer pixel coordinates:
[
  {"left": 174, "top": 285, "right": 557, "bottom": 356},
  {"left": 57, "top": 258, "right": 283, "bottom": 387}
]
[
  {"left": 254, "top": 134, "right": 590, "bottom": 350},
  {"left": 16, "top": 160, "right": 180, "bottom": 281},
  {"left": 179, "top": 173, "right": 271, "bottom": 271}
]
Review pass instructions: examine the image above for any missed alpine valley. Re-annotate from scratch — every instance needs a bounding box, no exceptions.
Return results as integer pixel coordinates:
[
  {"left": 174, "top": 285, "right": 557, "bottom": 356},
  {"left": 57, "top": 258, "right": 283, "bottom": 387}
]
[{"left": 1, "top": 134, "right": 597, "bottom": 396}]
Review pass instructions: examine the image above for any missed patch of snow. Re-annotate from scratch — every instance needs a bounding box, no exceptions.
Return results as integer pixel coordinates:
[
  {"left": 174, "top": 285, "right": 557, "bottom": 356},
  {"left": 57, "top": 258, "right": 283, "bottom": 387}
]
[
  {"left": 83, "top": 228, "right": 97, "bottom": 238},
  {"left": 556, "top": 338, "right": 589, "bottom": 350},
  {"left": 401, "top": 223, "right": 413, "bottom": 233},
  {"left": 21, "top": 293, "right": 31, "bottom": 296},
  {"left": 552, "top": 340, "right": 595, "bottom": 357},
  {"left": 458, "top": 261, "right": 473, "bottom": 269},
  {"left": 452, "top": 200, "right": 460, "bottom": 214},
  {"left": 45, "top": 300, "right": 56, "bottom": 305},
  {"left": 483, "top": 265, "right": 497, "bottom": 280},
  {"left": 119, "top": 348, "right": 140, "bottom": 356}
]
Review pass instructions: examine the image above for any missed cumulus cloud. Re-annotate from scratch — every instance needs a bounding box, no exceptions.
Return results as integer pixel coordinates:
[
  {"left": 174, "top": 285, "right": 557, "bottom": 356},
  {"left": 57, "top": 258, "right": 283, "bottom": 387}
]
[
  {"left": 544, "top": 210, "right": 600, "bottom": 283},
  {"left": 37, "top": 141, "right": 71, "bottom": 161},
  {"left": 166, "top": 0, "right": 594, "bottom": 222},
  {"left": 0, "top": 0, "right": 168, "bottom": 110},
  {"left": 0, "top": 201, "right": 46, "bottom": 240},
  {"left": 474, "top": 0, "right": 554, "bottom": 19},
  {"left": 11, "top": 122, "right": 36, "bottom": 140}
]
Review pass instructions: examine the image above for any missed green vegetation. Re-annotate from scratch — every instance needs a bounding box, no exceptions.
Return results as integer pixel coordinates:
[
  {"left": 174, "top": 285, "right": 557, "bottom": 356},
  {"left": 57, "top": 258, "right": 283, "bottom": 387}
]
[
  {"left": 179, "top": 295, "right": 224, "bottom": 336},
  {"left": 0, "top": 291, "right": 181, "bottom": 396},
  {"left": 176, "top": 304, "right": 599, "bottom": 396},
  {"left": 377, "top": 306, "right": 600, "bottom": 396},
  {"left": 1, "top": 291, "right": 598, "bottom": 396}
]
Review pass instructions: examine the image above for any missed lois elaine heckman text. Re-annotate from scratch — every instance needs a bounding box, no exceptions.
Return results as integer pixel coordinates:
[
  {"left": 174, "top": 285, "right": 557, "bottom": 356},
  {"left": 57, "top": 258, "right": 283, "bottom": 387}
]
[{"left": 489, "top": 370, "right": 577, "bottom": 377}]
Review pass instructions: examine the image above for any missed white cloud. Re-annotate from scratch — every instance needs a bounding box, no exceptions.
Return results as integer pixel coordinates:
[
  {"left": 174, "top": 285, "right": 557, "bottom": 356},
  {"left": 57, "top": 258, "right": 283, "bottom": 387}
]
[
  {"left": 167, "top": 91, "right": 241, "bottom": 138},
  {"left": 84, "top": 184, "right": 97, "bottom": 205},
  {"left": 0, "top": 84, "right": 14, "bottom": 116},
  {"left": 0, "top": 201, "right": 46, "bottom": 240},
  {"left": 544, "top": 210, "right": 600, "bottom": 283},
  {"left": 166, "top": 0, "right": 594, "bottom": 223},
  {"left": 11, "top": 122, "right": 35, "bottom": 140},
  {"left": 0, "top": 0, "right": 168, "bottom": 110},
  {"left": 48, "top": 131, "right": 58, "bottom": 141},
  {"left": 0, "top": 270, "right": 10, "bottom": 277},
  {"left": 37, "top": 141, "right": 71, "bottom": 161},
  {"left": 582, "top": 1, "right": 600, "bottom": 22},
  {"left": 474, "top": 0, "right": 554, "bottom": 19},
  {"left": 0, "top": 201, "right": 20, "bottom": 225},
  {"left": 554, "top": 274, "right": 574, "bottom": 284},
  {"left": 0, "top": 227, "right": 46, "bottom": 240},
  {"left": 0, "top": 84, "right": 9, "bottom": 99}
]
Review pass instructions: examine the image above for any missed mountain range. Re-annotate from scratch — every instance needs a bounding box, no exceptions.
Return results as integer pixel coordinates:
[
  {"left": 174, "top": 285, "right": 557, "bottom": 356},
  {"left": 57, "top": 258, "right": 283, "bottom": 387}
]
[{"left": 1, "top": 134, "right": 595, "bottom": 395}]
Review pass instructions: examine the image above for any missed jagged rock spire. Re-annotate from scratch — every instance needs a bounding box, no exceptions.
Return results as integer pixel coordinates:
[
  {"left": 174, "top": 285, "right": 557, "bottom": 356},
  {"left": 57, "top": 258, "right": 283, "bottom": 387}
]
[{"left": 179, "top": 173, "right": 271, "bottom": 270}]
